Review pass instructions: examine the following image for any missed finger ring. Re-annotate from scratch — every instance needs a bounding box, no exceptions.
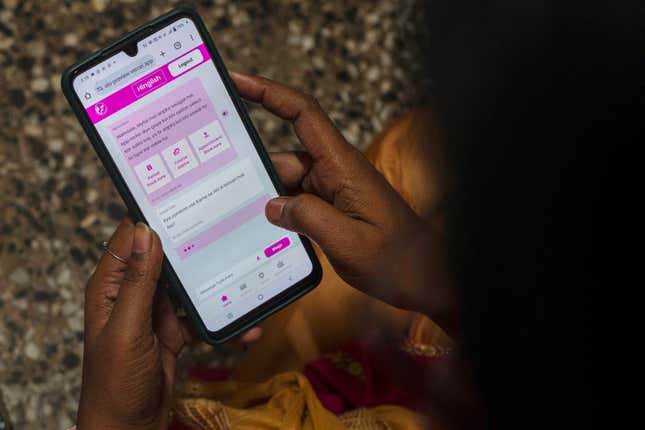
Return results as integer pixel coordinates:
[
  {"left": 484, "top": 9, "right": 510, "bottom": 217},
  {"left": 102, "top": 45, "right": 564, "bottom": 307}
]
[{"left": 99, "top": 241, "right": 128, "bottom": 264}]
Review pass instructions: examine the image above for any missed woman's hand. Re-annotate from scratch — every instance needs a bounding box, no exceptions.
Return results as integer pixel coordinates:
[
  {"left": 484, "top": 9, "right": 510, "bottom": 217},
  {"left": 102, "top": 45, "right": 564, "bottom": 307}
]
[
  {"left": 232, "top": 73, "right": 457, "bottom": 330},
  {"left": 78, "top": 219, "right": 262, "bottom": 429},
  {"left": 78, "top": 218, "right": 261, "bottom": 429},
  {"left": 77, "top": 219, "right": 185, "bottom": 430}
]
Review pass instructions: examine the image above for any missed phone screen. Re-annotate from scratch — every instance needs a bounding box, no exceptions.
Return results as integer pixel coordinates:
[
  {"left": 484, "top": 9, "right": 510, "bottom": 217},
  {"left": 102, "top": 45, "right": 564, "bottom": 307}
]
[{"left": 71, "top": 16, "right": 314, "bottom": 332}]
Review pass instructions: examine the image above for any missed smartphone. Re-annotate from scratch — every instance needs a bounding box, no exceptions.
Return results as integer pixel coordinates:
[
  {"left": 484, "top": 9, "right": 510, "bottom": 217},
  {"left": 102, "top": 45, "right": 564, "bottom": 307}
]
[{"left": 61, "top": 7, "right": 321, "bottom": 344}]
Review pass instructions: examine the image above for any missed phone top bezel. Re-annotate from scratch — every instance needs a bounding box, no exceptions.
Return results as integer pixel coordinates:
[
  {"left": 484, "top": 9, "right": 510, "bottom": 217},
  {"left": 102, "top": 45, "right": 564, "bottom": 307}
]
[{"left": 61, "top": 7, "right": 322, "bottom": 344}]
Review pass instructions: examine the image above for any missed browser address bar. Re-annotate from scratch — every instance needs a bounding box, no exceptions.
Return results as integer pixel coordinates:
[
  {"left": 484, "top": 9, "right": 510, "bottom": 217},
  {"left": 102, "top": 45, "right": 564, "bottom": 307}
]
[{"left": 95, "top": 55, "right": 155, "bottom": 94}]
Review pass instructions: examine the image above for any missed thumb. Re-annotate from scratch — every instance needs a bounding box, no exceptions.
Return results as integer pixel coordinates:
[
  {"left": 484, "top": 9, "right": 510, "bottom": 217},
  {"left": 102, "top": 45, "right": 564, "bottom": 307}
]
[
  {"left": 265, "top": 194, "right": 361, "bottom": 251},
  {"left": 110, "top": 222, "right": 164, "bottom": 334}
]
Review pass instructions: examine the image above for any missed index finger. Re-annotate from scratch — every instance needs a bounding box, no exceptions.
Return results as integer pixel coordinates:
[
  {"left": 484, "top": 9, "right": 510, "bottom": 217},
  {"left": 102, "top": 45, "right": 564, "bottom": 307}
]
[{"left": 231, "top": 72, "right": 356, "bottom": 161}]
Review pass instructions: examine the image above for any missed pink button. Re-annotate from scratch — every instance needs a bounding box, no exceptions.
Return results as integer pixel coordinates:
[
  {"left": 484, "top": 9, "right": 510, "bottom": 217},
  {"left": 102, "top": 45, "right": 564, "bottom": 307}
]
[
  {"left": 264, "top": 237, "right": 291, "bottom": 258},
  {"left": 131, "top": 70, "right": 167, "bottom": 98}
]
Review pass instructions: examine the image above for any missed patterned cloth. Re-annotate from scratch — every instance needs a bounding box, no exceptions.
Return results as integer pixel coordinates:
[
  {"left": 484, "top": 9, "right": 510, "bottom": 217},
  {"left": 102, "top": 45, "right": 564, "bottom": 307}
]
[{"left": 171, "top": 314, "right": 453, "bottom": 430}]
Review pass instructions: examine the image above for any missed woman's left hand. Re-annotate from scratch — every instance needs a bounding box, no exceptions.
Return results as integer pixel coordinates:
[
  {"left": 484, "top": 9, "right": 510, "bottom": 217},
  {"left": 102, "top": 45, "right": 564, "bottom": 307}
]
[
  {"left": 77, "top": 218, "right": 262, "bottom": 429},
  {"left": 77, "top": 218, "right": 187, "bottom": 430}
]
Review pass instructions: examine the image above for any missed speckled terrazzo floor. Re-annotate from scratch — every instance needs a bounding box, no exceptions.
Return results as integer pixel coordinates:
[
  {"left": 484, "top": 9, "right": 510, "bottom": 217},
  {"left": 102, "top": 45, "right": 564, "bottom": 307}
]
[{"left": 0, "top": 0, "right": 431, "bottom": 428}]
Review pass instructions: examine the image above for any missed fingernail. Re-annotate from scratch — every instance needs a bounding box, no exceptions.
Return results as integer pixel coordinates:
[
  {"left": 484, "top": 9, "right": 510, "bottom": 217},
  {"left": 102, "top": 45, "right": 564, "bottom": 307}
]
[
  {"left": 133, "top": 222, "right": 151, "bottom": 254},
  {"left": 266, "top": 198, "right": 288, "bottom": 224}
]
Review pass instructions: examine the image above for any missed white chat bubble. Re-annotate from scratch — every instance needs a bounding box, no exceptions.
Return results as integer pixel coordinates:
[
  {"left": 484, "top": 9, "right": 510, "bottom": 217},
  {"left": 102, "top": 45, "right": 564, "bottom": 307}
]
[{"left": 157, "top": 158, "right": 263, "bottom": 242}]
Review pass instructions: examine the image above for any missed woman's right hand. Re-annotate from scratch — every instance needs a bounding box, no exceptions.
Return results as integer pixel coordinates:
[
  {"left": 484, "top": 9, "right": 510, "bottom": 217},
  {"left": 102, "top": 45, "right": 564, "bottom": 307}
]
[{"left": 232, "top": 73, "right": 457, "bottom": 330}]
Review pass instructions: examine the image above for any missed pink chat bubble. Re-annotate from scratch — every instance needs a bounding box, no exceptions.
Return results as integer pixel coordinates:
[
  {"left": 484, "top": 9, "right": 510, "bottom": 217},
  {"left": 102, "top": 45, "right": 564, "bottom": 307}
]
[{"left": 110, "top": 78, "right": 236, "bottom": 205}]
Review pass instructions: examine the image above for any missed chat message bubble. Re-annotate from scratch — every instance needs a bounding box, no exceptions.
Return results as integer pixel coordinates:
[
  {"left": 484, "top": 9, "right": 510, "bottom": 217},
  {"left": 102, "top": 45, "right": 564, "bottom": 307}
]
[
  {"left": 156, "top": 158, "right": 263, "bottom": 242},
  {"left": 109, "top": 78, "right": 236, "bottom": 205},
  {"left": 110, "top": 78, "right": 217, "bottom": 164}
]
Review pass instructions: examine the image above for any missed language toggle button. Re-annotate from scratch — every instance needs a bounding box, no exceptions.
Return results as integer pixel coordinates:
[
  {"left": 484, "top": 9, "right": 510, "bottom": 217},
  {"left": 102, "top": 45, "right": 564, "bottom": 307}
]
[
  {"left": 264, "top": 237, "right": 291, "bottom": 258},
  {"left": 131, "top": 69, "right": 167, "bottom": 98}
]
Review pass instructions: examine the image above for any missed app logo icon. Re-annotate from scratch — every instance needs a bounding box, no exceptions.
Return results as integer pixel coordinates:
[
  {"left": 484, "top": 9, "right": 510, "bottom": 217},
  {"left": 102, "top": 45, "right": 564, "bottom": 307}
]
[
  {"left": 221, "top": 295, "right": 228, "bottom": 302},
  {"left": 172, "top": 147, "right": 180, "bottom": 156},
  {"left": 94, "top": 102, "right": 107, "bottom": 116},
  {"left": 146, "top": 164, "right": 153, "bottom": 171}
]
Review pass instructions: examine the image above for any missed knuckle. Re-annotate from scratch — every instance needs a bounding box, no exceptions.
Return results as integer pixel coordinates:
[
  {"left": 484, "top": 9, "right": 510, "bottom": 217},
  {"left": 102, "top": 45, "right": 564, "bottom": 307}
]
[
  {"left": 288, "top": 194, "right": 311, "bottom": 216},
  {"left": 123, "top": 264, "right": 147, "bottom": 285},
  {"left": 109, "top": 330, "right": 134, "bottom": 359},
  {"left": 301, "top": 93, "right": 321, "bottom": 112},
  {"left": 283, "top": 196, "right": 309, "bottom": 227},
  {"left": 85, "top": 272, "right": 100, "bottom": 298}
]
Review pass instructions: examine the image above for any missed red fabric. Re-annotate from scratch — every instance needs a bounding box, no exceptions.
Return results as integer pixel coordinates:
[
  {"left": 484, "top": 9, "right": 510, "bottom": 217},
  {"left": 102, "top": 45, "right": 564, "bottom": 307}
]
[
  {"left": 170, "top": 341, "right": 438, "bottom": 429},
  {"left": 186, "top": 367, "right": 232, "bottom": 382},
  {"left": 170, "top": 420, "right": 194, "bottom": 430},
  {"left": 303, "top": 341, "right": 437, "bottom": 414}
]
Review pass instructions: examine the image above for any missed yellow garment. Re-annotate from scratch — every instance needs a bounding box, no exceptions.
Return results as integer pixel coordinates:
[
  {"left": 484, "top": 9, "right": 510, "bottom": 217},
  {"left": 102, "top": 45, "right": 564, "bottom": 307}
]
[
  {"left": 174, "top": 109, "right": 448, "bottom": 430},
  {"left": 174, "top": 371, "right": 427, "bottom": 430}
]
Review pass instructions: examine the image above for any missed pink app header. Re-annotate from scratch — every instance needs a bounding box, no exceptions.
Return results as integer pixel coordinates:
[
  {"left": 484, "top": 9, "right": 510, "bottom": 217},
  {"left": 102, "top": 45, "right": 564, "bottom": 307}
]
[{"left": 85, "top": 44, "right": 211, "bottom": 123}]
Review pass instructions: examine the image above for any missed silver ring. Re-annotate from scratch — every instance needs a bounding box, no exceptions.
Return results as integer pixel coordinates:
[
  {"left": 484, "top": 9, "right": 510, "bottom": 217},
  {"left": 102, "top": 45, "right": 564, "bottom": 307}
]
[{"left": 99, "top": 241, "right": 128, "bottom": 264}]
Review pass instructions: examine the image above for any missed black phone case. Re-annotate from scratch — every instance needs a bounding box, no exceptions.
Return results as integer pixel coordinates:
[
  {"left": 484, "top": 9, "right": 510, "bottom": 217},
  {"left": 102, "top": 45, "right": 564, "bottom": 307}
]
[{"left": 61, "top": 7, "right": 322, "bottom": 344}]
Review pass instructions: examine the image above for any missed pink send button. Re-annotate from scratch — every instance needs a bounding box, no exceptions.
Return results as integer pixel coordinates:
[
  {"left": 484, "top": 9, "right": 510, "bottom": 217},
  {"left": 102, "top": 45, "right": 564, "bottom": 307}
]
[
  {"left": 264, "top": 237, "right": 291, "bottom": 258},
  {"left": 131, "top": 70, "right": 167, "bottom": 98}
]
